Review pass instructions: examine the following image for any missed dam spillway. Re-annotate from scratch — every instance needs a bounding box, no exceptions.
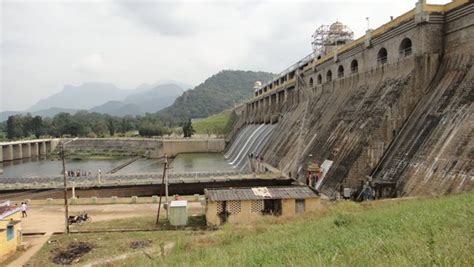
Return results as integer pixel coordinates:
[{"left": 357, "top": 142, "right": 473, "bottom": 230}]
[{"left": 225, "top": 123, "right": 277, "bottom": 170}]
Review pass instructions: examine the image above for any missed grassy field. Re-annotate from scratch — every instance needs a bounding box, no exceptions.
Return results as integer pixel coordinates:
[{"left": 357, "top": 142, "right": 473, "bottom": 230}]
[
  {"left": 192, "top": 110, "right": 233, "bottom": 135},
  {"left": 28, "top": 192, "right": 473, "bottom": 266}
]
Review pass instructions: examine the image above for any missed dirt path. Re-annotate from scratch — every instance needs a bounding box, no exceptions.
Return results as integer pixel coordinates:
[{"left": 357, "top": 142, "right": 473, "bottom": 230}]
[
  {"left": 7, "top": 202, "right": 202, "bottom": 266},
  {"left": 7, "top": 234, "right": 52, "bottom": 267}
]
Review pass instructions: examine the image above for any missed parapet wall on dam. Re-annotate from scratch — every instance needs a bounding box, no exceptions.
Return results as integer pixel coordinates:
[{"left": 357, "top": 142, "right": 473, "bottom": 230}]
[{"left": 231, "top": 0, "right": 473, "bottom": 197}]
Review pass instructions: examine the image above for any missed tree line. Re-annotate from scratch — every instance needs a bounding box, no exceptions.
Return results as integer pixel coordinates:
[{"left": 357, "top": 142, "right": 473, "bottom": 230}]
[{"left": 0, "top": 111, "right": 195, "bottom": 140}]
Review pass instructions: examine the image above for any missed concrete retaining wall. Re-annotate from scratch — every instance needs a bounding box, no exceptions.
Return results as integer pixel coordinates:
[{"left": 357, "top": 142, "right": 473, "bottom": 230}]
[
  {"left": 162, "top": 139, "right": 225, "bottom": 157},
  {"left": 63, "top": 138, "right": 225, "bottom": 158}
]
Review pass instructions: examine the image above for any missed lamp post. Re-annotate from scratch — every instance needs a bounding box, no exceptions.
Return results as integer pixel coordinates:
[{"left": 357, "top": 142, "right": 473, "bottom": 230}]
[{"left": 62, "top": 137, "right": 78, "bottom": 234}]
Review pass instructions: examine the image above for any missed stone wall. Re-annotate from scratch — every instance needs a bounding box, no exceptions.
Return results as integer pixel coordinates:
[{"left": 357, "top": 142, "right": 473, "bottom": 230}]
[
  {"left": 64, "top": 138, "right": 225, "bottom": 158},
  {"left": 64, "top": 138, "right": 163, "bottom": 157},
  {"left": 231, "top": 1, "right": 473, "bottom": 197},
  {"left": 371, "top": 6, "right": 474, "bottom": 196},
  {"left": 162, "top": 139, "right": 225, "bottom": 157}
]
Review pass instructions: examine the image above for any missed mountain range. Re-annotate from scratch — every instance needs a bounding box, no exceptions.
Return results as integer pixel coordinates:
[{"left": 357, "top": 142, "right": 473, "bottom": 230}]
[
  {"left": 1, "top": 70, "right": 274, "bottom": 123},
  {"left": 156, "top": 70, "right": 275, "bottom": 124},
  {"left": 0, "top": 81, "right": 190, "bottom": 121}
]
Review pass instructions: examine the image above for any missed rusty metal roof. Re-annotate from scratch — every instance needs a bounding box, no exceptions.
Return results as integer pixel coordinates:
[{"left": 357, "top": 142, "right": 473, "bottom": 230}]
[
  {"left": 0, "top": 201, "right": 21, "bottom": 220},
  {"left": 205, "top": 186, "right": 318, "bottom": 201}
]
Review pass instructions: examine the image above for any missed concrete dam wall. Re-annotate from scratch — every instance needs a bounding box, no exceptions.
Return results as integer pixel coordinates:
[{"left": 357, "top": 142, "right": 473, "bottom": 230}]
[
  {"left": 229, "top": 1, "right": 473, "bottom": 197},
  {"left": 64, "top": 138, "right": 225, "bottom": 158}
]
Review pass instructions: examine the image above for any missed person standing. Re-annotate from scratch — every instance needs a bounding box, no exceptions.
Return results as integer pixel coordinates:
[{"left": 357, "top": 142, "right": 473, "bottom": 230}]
[{"left": 21, "top": 202, "right": 27, "bottom": 218}]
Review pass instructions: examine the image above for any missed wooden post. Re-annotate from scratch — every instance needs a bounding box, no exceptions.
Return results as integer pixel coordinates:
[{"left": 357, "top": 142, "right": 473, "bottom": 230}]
[
  {"left": 156, "top": 155, "right": 168, "bottom": 226},
  {"left": 61, "top": 145, "right": 70, "bottom": 234}
]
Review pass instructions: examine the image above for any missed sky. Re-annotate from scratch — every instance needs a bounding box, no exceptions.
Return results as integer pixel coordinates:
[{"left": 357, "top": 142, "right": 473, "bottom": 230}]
[{"left": 0, "top": 0, "right": 451, "bottom": 111}]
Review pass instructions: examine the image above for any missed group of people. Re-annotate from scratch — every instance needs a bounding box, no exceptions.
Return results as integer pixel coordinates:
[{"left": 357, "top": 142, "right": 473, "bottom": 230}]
[
  {"left": 66, "top": 169, "right": 92, "bottom": 177},
  {"left": 249, "top": 153, "right": 267, "bottom": 173},
  {"left": 248, "top": 153, "right": 264, "bottom": 162}
]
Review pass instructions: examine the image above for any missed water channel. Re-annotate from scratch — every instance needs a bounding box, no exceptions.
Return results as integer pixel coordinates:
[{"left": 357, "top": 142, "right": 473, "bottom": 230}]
[{"left": 0, "top": 153, "right": 235, "bottom": 179}]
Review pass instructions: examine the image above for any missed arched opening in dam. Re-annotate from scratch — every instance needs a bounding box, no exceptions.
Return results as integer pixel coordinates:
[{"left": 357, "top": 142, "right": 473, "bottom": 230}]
[
  {"left": 326, "top": 70, "right": 332, "bottom": 82},
  {"left": 377, "top": 47, "right": 388, "bottom": 64},
  {"left": 399, "top": 38, "right": 412, "bottom": 57},
  {"left": 351, "top": 59, "right": 358, "bottom": 73},
  {"left": 337, "top": 65, "right": 344, "bottom": 78}
]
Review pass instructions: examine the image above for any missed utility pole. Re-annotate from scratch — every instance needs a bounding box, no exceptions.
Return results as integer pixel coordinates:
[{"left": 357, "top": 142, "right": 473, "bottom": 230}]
[
  {"left": 62, "top": 137, "right": 78, "bottom": 234},
  {"left": 156, "top": 154, "right": 168, "bottom": 226},
  {"left": 165, "top": 162, "right": 169, "bottom": 219},
  {"left": 61, "top": 145, "right": 69, "bottom": 234}
]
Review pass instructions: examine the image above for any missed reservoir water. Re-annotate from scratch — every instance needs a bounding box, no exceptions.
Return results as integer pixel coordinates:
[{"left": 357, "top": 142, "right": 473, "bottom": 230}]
[{"left": 0, "top": 153, "right": 234, "bottom": 179}]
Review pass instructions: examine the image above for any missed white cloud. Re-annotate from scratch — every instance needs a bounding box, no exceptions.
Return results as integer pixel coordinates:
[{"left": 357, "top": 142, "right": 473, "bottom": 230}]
[
  {"left": 74, "top": 53, "right": 107, "bottom": 75},
  {"left": 1, "top": 0, "right": 425, "bottom": 111}
]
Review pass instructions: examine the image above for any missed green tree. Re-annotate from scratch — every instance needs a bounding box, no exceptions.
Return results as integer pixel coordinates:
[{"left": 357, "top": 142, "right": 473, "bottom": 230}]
[
  {"left": 6, "top": 115, "right": 24, "bottom": 139},
  {"left": 182, "top": 118, "right": 195, "bottom": 138},
  {"left": 106, "top": 117, "right": 118, "bottom": 136},
  {"left": 21, "top": 114, "right": 33, "bottom": 137},
  {"left": 92, "top": 120, "right": 109, "bottom": 137},
  {"left": 31, "top": 116, "right": 45, "bottom": 138}
]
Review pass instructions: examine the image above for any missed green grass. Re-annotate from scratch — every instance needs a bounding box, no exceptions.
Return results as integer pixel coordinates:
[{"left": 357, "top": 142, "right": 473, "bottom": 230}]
[
  {"left": 127, "top": 193, "right": 474, "bottom": 266},
  {"left": 192, "top": 110, "right": 233, "bottom": 135},
  {"left": 28, "top": 193, "right": 474, "bottom": 266}
]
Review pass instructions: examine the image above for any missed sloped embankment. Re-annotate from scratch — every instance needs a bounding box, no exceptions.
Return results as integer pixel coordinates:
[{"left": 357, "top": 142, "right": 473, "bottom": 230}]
[
  {"left": 153, "top": 193, "right": 474, "bottom": 266},
  {"left": 259, "top": 56, "right": 432, "bottom": 195},
  {"left": 374, "top": 55, "right": 473, "bottom": 196}
]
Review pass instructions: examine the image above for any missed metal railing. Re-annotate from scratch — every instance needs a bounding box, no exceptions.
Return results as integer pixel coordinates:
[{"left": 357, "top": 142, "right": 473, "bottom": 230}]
[
  {"left": 377, "top": 56, "right": 388, "bottom": 65},
  {"left": 259, "top": 51, "right": 317, "bottom": 90},
  {"left": 399, "top": 47, "right": 412, "bottom": 57}
]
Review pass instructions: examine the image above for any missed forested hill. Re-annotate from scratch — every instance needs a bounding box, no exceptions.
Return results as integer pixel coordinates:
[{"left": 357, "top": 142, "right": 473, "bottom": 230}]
[{"left": 156, "top": 70, "right": 274, "bottom": 125}]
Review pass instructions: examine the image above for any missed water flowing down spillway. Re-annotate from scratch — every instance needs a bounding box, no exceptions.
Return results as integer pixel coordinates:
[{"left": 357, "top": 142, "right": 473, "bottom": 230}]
[{"left": 225, "top": 123, "right": 277, "bottom": 170}]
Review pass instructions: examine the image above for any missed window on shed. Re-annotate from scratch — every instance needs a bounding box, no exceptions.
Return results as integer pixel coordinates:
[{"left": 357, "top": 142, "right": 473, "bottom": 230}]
[
  {"left": 399, "top": 38, "right": 412, "bottom": 57},
  {"left": 251, "top": 200, "right": 264, "bottom": 213},
  {"left": 228, "top": 200, "right": 241, "bottom": 214},
  {"left": 377, "top": 48, "right": 388, "bottom": 64},
  {"left": 326, "top": 70, "right": 332, "bottom": 82},
  {"left": 295, "top": 199, "right": 305, "bottom": 213},
  {"left": 337, "top": 65, "right": 344, "bottom": 78},
  {"left": 6, "top": 225, "right": 14, "bottom": 241},
  {"left": 351, "top": 59, "right": 359, "bottom": 73}
]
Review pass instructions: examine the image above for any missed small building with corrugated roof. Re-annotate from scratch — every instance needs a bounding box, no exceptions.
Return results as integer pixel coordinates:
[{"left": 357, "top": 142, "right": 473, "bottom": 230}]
[
  {"left": 204, "top": 186, "right": 320, "bottom": 226},
  {"left": 0, "top": 201, "right": 22, "bottom": 260}
]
